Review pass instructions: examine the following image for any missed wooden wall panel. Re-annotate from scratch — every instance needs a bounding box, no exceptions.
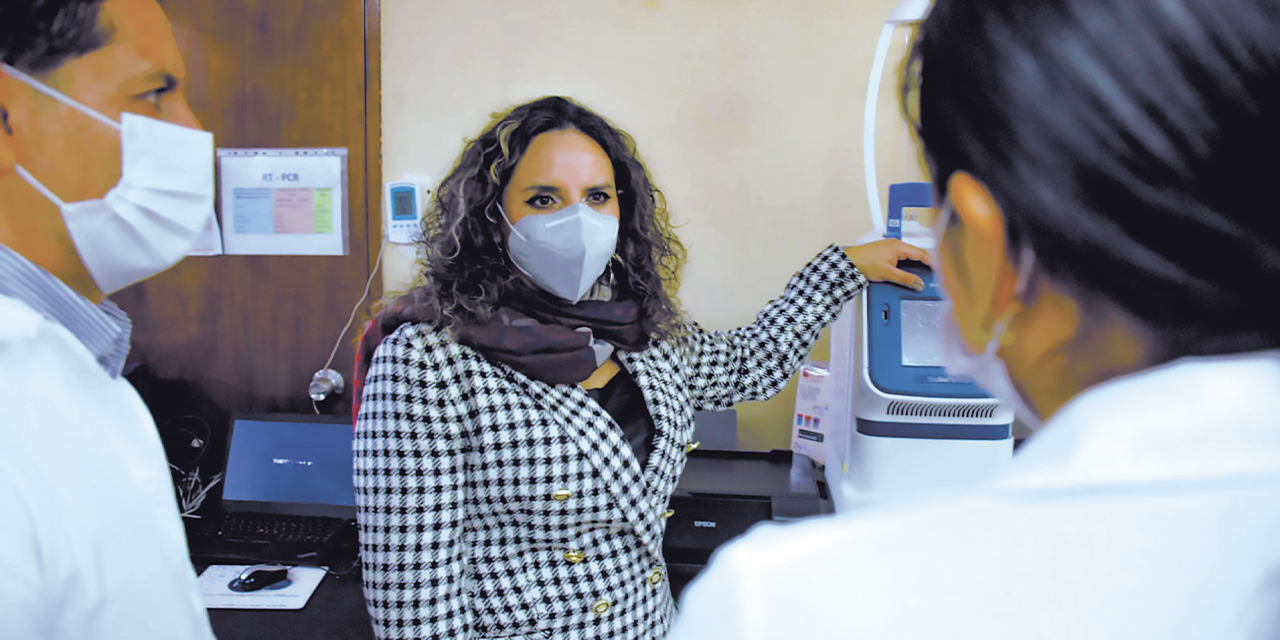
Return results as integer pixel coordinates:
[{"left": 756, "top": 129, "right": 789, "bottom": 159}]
[
  {"left": 114, "top": 0, "right": 380, "bottom": 417},
  {"left": 365, "top": 0, "right": 383, "bottom": 290}
]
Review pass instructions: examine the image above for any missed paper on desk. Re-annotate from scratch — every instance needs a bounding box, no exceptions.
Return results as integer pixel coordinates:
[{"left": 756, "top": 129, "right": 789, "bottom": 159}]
[{"left": 198, "top": 564, "right": 326, "bottom": 610}]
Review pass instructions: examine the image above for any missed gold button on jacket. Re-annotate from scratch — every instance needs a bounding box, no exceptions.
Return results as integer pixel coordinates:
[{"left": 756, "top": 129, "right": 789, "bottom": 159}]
[
  {"left": 592, "top": 599, "right": 611, "bottom": 615},
  {"left": 564, "top": 550, "right": 585, "bottom": 564},
  {"left": 662, "top": 509, "right": 675, "bottom": 519},
  {"left": 648, "top": 568, "right": 664, "bottom": 586},
  {"left": 684, "top": 441, "right": 701, "bottom": 454},
  {"left": 551, "top": 489, "right": 573, "bottom": 502}
]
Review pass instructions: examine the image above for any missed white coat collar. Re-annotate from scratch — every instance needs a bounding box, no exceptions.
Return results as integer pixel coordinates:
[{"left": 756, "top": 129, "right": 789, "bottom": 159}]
[{"left": 999, "top": 351, "right": 1280, "bottom": 490}]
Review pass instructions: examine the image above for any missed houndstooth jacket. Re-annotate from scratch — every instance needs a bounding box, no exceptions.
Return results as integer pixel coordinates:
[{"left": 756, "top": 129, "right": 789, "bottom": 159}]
[{"left": 354, "top": 245, "right": 865, "bottom": 640}]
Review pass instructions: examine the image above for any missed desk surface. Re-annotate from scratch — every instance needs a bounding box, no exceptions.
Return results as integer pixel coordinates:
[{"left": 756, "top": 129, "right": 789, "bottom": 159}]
[{"left": 198, "top": 563, "right": 375, "bottom": 640}]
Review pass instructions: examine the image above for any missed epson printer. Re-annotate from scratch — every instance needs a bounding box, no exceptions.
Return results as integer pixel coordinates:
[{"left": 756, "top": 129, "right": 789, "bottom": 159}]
[{"left": 661, "top": 411, "right": 831, "bottom": 598}]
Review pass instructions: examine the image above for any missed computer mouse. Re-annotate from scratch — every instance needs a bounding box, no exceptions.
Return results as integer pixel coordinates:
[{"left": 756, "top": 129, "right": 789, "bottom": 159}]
[{"left": 227, "top": 563, "right": 291, "bottom": 592}]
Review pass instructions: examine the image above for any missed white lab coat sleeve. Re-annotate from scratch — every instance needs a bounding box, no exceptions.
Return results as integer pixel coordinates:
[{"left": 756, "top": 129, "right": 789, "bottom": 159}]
[
  {"left": 665, "top": 526, "right": 782, "bottom": 640},
  {"left": 0, "top": 449, "right": 51, "bottom": 639},
  {"left": 0, "top": 311, "right": 47, "bottom": 639}
]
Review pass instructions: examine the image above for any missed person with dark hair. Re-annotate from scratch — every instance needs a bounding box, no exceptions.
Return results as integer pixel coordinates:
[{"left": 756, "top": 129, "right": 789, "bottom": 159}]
[
  {"left": 353, "top": 95, "right": 927, "bottom": 639},
  {"left": 0, "top": 0, "right": 216, "bottom": 638},
  {"left": 667, "top": 0, "right": 1280, "bottom": 638}
]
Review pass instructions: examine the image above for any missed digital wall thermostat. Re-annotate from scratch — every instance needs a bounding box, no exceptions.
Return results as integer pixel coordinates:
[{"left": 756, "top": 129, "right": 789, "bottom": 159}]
[{"left": 385, "top": 179, "right": 429, "bottom": 244}]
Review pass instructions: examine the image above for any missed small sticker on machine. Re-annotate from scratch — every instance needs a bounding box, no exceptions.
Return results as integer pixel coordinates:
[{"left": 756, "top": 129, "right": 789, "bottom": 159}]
[{"left": 797, "top": 429, "right": 824, "bottom": 443}]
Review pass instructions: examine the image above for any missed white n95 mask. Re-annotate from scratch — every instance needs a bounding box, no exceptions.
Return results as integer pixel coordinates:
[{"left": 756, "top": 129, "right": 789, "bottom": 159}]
[
  {"left": 3, "top": 63, "right": 214, "bottom": 295},
  {"left": 933, "top": 201, "right": 1044, "bottom": 429},
  {"left": 501, "top": 202, "right": 619, "bottom": 304}
]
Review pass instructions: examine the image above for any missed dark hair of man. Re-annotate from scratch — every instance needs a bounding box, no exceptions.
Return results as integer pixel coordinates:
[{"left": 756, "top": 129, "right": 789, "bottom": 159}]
[
  {"left": 0, "top": 0, "right": 110, "bottom": 74},
  {"left": 907, "top": 0, "right": 1280, "bottom": 361},
  {"left": 388, "top": 96, "right": 687, "bottom": 342}
]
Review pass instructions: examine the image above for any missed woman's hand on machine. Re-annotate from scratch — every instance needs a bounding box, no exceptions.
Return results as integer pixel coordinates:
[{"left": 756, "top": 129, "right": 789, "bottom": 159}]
[{"left": 843, "top": 239, "right": 932, "bottom": 291}]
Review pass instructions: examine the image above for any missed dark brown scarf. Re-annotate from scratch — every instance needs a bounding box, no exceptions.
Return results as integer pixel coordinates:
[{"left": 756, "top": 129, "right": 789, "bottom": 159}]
[
  {"left": 352, "top": 293, "right": 650, "bottom": 424},
  {"left": 454, "top": 295, "right": 649, "bottom": 385}
]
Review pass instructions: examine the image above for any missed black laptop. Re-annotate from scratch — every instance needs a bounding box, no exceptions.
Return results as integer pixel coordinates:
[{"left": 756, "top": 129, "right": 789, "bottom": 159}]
[{"left": 185, "top": 413, "right": 358, "bottom": 566}]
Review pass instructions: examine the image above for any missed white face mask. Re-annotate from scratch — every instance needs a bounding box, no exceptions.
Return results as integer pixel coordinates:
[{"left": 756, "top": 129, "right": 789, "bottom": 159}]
[
  {"left": 3, "top": 63, "right": 215, "bottom": 295},
  {"left": 933, "top": 201, "right": 1044, "bottom": 429},
  {"left": 500, "top": 202, "right": 619, "bottom": 304}
]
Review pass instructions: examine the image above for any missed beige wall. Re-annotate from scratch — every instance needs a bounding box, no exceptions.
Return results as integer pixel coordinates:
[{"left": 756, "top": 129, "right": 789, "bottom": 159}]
[{"left": 380, "top": 0, "right": 923, "bottom": 450}]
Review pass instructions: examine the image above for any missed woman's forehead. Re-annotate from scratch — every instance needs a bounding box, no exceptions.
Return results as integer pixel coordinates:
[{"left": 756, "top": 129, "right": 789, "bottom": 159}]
[{"left": 510, "top": 129, "right": 614, "bottom": 187}]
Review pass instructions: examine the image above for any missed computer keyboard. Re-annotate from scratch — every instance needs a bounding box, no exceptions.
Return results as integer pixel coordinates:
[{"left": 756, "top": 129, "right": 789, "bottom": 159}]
[
  {"left": 189, "top": 513, "right": 345, "bottom": 544},
  {"left": 227, "top": 514, "right": 344, "bottom": 544},
  {"left": 186, "top": 513, "right": 359, "bottom": 566}
]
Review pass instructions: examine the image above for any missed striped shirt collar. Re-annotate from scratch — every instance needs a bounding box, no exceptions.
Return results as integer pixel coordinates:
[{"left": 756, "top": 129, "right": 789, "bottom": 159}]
[{"left": 0, "top": 243, "right": 132, "bottom": 378}]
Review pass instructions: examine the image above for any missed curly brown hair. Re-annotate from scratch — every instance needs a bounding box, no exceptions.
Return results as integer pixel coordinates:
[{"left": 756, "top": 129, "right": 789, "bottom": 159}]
[{"left": 389, "top": 96, "right": 686, "bottom": 342}]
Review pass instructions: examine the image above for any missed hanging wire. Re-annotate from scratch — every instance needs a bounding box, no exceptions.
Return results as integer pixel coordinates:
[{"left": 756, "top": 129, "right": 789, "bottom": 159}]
[{"left": 314, "top": 239, "right": 386, "bottom": 413}]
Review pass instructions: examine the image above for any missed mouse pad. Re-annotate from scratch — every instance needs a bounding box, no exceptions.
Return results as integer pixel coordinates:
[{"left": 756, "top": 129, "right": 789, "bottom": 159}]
[{"left": 198, "top": 564, "right": 327, "bottom": 610}]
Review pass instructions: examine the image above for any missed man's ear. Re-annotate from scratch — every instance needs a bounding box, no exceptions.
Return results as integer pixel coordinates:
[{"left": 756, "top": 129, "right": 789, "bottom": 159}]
[{"left": 943, "top": 172, "right": 1020, "bottom": 344}]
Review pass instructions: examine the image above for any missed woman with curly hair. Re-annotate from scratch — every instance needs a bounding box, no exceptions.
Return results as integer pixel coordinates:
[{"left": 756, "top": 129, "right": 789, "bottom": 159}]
[{"left": 353, "top": 95, "right": 926, "bottom": 640}]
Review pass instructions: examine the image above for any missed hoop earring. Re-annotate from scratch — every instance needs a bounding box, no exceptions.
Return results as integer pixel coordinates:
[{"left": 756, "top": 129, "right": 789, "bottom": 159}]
[{"left": 607, "top": 253, "right": 620, "bottom": 288}]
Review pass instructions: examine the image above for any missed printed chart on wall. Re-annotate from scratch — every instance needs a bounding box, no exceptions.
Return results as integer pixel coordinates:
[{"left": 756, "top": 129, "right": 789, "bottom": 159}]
[{"left": 217, "top": 148, "right": 349, "bottom": 255}]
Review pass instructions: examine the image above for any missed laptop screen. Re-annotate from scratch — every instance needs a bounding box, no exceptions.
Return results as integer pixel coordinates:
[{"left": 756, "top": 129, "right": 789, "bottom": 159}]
[{"left": 221, "top": 414, "right": 355, "bottom": 516}]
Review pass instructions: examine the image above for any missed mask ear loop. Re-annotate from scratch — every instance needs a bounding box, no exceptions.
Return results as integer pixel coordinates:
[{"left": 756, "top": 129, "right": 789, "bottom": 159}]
[
  {"left": 1, "top": 63, "right": 120, "bottom": 132},
  {"left": 495, "top": 202, "right": 526, "bottom": 241},
  {"left": 493, "top": 201, "right": 541, "bottom": 285},
  {"left": 4, "top": 63, "right": 119, "bottom": 207},
  {"left": 12, "top": 164, "right": 66, "bottom": 206},
  {"left": 984, "top": 243, "right": 1037, "bottom": 357}
]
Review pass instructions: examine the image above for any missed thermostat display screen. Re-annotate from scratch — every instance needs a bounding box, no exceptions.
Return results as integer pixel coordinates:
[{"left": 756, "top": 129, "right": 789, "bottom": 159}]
[
  {"left": 391, "top": 189, "right": 416, "bottom": 220},
  {"left": 901, "top": 299, "right": 946, "bottom": 367}
]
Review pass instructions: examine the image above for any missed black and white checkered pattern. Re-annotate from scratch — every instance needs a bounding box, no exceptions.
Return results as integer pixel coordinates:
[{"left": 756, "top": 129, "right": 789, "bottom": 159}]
[{"left": 354, "top": 245, "right": 864, "bottom": 639}]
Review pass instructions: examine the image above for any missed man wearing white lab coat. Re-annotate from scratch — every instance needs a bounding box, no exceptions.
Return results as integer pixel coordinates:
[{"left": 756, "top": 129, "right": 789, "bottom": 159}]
[
  {"left": 667, "top": 0, "right": 1280, "bottom": 636},
  {"left": 0, "top": 1, "right": 215, "bottom": 638}
]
